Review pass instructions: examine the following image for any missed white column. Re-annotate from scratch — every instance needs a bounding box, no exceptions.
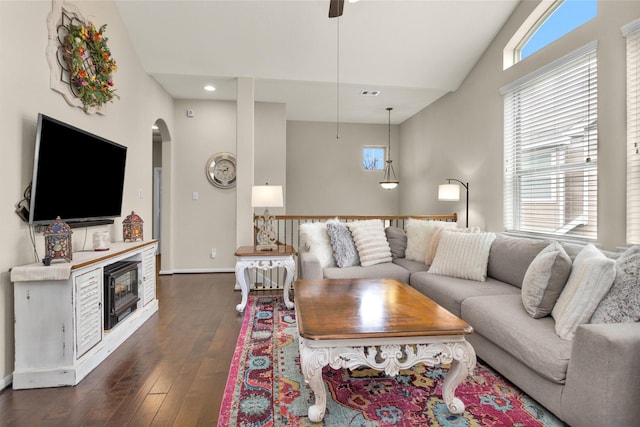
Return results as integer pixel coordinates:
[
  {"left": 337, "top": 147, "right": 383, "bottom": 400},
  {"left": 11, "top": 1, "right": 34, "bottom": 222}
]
[{"left": 236, "top": 77, "right": 255, "bottom": 247}]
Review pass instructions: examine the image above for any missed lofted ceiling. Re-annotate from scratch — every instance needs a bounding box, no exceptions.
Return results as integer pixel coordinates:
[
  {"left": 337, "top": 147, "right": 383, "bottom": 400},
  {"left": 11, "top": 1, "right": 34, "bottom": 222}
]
[{"left": 115, "top": 0, "right": 519, "bottom": 124}]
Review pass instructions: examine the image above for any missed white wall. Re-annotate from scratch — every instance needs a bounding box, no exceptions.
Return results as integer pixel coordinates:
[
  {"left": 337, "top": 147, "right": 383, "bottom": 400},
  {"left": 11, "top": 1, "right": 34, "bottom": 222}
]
[
  {"left": 286, "top": 120, "right": 401, "bottom": 215},
  {"left": 0, "top": 0, "right": 175, "bottom": 386},
  {"left": 400, "top": 0, "right": 640, "bottom": 250}
]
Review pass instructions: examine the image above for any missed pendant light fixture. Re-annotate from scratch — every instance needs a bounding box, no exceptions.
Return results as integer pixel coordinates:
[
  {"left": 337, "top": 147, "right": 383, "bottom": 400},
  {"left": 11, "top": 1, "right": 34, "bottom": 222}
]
[{"left": 380, "top": 107, "right": 399, "bottom": 190}]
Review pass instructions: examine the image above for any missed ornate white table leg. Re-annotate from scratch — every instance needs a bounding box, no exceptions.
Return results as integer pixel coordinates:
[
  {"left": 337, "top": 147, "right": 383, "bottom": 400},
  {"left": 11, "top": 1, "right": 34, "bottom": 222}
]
[
  {"left": 299, "top": 338, "right": 328, "bottom": 422},
  {"left": 282, "top": 259, "right": 295, "bottom": 309},
  {"left": 442, "top": 341, "right": 476, "bottom": 414},
  {"left": 235, "top": 261, "right": 251, "bottom": 313}
]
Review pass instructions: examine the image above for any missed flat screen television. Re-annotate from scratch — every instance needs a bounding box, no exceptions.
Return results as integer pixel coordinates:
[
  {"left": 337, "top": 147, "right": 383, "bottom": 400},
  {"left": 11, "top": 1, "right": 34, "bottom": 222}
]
[{"left": 29, "top": 113, "right": 127, "bottom": 226}]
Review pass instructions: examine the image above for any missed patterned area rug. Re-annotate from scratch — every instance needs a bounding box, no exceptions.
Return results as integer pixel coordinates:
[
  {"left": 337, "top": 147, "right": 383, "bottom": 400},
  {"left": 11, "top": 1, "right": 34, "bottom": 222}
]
[{"left": 218, "top": 295, "right": 564, "bottom": 427}]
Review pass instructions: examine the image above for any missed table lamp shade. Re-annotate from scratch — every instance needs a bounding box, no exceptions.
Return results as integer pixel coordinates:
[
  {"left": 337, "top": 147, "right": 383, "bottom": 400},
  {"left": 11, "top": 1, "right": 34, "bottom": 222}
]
[{"left": 252, "top": 185, "right": 283, "bottom": 208}]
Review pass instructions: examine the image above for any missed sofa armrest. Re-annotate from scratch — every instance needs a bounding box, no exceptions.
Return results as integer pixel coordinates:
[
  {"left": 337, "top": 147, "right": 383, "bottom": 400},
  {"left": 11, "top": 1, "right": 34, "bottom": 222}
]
[
  {"left": 562, "top": 322, "right": 640, "bottom": 427},
  {"left": 298, "top": 248, "right": 323, "bottom": 280}
]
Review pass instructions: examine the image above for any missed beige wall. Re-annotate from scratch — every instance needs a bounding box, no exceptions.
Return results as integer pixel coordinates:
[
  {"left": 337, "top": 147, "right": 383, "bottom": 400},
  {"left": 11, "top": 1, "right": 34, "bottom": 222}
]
[
  {"left": 0, "top": 0, "right": 175, "bottom": 386},
  {"left": 170, "top": 100, "right": 286, "bottom": 271},
  {"left": 399, "top": 0, "right": 639, "bottom": 250},
  {"left": 286, "top": 120, "right": 401, "bottom": 215}
]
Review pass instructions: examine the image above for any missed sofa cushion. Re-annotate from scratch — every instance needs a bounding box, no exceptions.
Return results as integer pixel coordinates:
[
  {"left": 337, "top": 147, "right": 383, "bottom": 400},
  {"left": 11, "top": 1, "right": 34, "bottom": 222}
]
[
  {"left": 323, "top": 262, "right": 410, "bottom": 282},
  {"left": 591, "top": 244, "right": 640, "bottom": 324},
  {"left": 405, "top": 219, "right": 456, "bottom": 262},
  {"left": 299, "top": 222, "right": 335, "bottom": 268},
  {"left": 385, "top": 226, "right": 407, "bottom": 259},
  {"left": 429, "top": 231, "right": 496, "bottom": 281},
  {"left": 521, "top": 241, "right": 572, "bottom": 318},
  {"left": 487, "top": 234, "right": 549, "bottom": 288},
  {"left": 552, "top": 244, "right": 616, "bottom": 340},
  {"left": 409, "top": 272, "right": 520, "bottom": 317},
  {"left": 347, "top": 220, "right": 392, "bottom": 267},
  {"left": 392, "top": 257, "right": 429, "bottom": 274},
  {"left": 326, "top": 220, "right": 360, "bottom": 268},
  {"left": 462, "top": 294, "right": 572, "bottom": 384}
]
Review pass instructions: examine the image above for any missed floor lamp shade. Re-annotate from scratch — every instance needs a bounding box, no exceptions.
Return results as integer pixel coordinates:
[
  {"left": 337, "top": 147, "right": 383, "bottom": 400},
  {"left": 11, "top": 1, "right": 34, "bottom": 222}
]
[{"left": 438, "top": 184, "right": 460, "bottom": 201}]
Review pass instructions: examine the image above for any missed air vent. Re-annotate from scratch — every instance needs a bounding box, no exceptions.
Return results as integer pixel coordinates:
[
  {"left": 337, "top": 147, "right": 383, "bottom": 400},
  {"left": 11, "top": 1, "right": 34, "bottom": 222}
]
[{"left": 360, "top": 90, "right": 380, "bottom": 96}]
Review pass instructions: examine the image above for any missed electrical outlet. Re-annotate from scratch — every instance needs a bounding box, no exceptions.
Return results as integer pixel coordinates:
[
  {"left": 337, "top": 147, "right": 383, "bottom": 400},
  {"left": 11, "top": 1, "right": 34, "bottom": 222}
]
[
  {"left": 210, "top": 248, "right": 216, "bottom": 258},
  {"left": 192, "top": 192, "right": 199, "bottom": 200}
]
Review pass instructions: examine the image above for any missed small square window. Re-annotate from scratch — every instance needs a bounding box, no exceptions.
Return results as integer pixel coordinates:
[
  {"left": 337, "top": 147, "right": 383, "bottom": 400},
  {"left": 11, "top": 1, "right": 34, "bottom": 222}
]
[{"left": 363, "top": 146, "right": 385, "bottom": 171}]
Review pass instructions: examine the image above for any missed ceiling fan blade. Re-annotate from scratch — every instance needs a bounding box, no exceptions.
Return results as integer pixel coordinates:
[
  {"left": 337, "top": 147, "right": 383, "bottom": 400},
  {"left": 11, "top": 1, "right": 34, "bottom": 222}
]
[{"left": 328, "top": 0, "right": 344, "bottom": 18}]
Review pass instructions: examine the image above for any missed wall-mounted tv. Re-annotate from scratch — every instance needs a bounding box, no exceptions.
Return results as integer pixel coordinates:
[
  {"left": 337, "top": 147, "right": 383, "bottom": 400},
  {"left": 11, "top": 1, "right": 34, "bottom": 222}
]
[{"left": 29, "top": 113, "right": 127, "bottom": 226}]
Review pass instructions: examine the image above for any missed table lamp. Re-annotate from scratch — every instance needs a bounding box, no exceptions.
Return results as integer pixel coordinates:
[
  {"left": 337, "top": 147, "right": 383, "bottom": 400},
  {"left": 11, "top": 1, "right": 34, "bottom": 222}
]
[{"left": 252, "top": 184, "right": 283, "bottom": 250}]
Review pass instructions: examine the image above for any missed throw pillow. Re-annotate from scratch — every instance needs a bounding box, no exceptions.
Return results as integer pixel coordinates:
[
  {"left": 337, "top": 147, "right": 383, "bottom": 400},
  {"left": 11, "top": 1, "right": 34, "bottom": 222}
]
[
  {"left": 347, "top": 220, "right": 393, "bottom": 267},
  {"left": 521, "top": 241, "right": 572, "bottom": 318},
  {"left": 591, "top": 245, "right": 640, "bottom": 323},
  {"left": 428, "top": 231, "right": 497, "bottom": 281},
  {"left": 551, "top": 244, "right": 616, "bottom": 340},
  {"left": 299, "top": 222, "right": 335, "bottom": 268},
  {"left": 326, "top": 220, "right": 360, "bottom": 268},
  {"left": 424, "top": 223, "right": 466, "bottom": 265},
  {"left": 405, "top": 219, "right": 456, "bottom": 262},
  {"left": 385, "top": 226, "right": 407, "bottom": 259}
]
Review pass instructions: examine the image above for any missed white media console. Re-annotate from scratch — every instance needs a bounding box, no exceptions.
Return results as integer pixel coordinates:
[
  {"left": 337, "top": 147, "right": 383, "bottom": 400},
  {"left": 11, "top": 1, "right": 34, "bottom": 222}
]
[{"left": 10, "top": 240, "right": 158, "bottom": 389}]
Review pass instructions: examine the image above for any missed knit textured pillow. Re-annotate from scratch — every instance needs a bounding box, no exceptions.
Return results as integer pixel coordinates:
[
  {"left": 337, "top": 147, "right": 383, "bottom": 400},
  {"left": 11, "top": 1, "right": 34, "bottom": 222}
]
[
  {"left": 591, "top": 245, "right": 640, "bottom": 323},
  {"left": 428, "top": 231, "right": 496, "bottom": 281},
  {"left": 326, "top": 220, "right": 360, "bottom": 268},
  {"left": 551, "top": 244, "right": 615, "bottom": 340},
  {"left": 347, "top": 220, "right": 392, "bottom": 267}
]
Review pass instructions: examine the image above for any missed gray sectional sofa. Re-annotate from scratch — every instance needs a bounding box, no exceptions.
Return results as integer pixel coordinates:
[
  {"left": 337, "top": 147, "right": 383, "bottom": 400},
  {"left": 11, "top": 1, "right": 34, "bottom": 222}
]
[{"left": 298, "top": 230, "right": 640, "bottom": 427}]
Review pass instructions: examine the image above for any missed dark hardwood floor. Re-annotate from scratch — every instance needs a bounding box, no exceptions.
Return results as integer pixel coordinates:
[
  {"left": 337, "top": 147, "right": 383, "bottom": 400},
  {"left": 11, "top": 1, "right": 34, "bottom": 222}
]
[{"left": 0, "top": 272, "right": 251, "bottom": 427}]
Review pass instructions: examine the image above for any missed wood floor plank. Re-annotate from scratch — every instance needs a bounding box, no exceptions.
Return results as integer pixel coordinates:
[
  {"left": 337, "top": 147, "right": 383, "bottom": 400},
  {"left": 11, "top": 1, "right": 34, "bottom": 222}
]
[{"left": 0, "top": 272, "right": 245, "bottom": 427}]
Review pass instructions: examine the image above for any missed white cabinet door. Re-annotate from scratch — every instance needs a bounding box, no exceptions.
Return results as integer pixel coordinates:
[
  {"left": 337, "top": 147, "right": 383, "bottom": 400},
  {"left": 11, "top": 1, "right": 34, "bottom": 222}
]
[
  {"left": 141, "top": 246, "right": 156, "bottom": 306},
  {"left": 75, "top": 268, "right": 102, "bottom": 358}
]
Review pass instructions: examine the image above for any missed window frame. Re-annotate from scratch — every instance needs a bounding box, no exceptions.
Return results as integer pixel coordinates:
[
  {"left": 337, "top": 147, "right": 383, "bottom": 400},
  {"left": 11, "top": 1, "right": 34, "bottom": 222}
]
[{"left": 501, "top": 42, "right": 598, "bottom": 241}]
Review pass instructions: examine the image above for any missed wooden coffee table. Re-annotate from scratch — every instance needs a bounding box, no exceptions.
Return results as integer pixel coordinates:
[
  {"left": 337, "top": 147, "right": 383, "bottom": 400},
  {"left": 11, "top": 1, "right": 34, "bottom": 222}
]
[{"left": 294, "top": 278, "right": 476, "bottom": 423}]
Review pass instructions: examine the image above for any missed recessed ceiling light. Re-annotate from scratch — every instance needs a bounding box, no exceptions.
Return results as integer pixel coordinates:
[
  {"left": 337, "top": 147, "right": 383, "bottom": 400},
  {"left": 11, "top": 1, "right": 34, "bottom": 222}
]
[
  {"left": 204, "top": 85, "right": 216, "bottom": 92},
  {"left": 361, "top": 90, "right": 380, "bottom": 96}
]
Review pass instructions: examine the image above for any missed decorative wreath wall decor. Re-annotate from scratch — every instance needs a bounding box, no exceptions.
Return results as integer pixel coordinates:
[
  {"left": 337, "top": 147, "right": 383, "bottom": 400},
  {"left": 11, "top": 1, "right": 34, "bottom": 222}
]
[{"left": 63, "top": 22, "right": 119, "bottom": 111}]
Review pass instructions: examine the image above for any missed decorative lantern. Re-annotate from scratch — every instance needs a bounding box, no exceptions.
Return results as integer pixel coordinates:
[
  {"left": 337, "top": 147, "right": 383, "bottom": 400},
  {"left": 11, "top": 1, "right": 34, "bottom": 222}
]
[
  {"left": 123, "top": 211, "right": 144, "bottom": 242},
  {"left": 44, "top": 216, "right": 73, "bottom": 262}
]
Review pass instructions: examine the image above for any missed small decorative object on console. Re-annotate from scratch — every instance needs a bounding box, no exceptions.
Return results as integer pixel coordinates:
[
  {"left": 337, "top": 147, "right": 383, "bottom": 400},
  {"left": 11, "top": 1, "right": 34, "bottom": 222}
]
[
  {"left": 44, "top": 216, "right": 73, "bottom": 262},
  {"left": 92, "top": 231, "right": 110, "bottom": 251},
  {"left": 122, "top": 211, "right": 143, "bottom": 242}
]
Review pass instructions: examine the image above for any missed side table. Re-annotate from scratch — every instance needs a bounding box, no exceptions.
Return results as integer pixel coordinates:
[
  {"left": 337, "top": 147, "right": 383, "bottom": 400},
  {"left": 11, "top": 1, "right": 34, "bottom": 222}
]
[{"left": 234, "top": 245, "right": 296, "bottom": 313}]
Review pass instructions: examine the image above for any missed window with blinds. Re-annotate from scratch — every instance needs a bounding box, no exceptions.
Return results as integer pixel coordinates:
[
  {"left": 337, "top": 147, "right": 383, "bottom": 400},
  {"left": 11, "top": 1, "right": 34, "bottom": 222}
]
[
  {"left": 624, "top": 20, "right": 640, "bottom": 244},
  {"left": 501, "top": 42, "right": 598, "bottom": 241}
]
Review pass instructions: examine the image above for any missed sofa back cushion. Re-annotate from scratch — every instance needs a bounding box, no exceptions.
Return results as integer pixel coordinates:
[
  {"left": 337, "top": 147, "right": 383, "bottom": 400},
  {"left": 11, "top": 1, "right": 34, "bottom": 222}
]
[
  {"left": 385, "top": 226, "right": 407, "bottom": 259},
  {"left": 487, "top": 234, "right": 550, "bottom": 288}
]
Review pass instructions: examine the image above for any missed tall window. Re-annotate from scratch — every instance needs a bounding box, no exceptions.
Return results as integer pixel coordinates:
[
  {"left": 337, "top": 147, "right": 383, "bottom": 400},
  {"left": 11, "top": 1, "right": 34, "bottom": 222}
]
[
  {"left": 624, "top": 20, "right": 640, "bottom": 244},
  {"left": 501, "top": 43, "right": 598, "bottom": 241}
]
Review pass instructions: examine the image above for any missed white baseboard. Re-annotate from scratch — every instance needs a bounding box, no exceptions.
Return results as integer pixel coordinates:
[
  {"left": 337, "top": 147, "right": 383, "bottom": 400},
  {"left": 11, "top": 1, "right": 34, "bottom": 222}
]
[
  {"left": 159, "top": 268, "right": 234, "bottom": 275},
  {"left": 1, "top": 373, "right": 13, "bottom": 390}
]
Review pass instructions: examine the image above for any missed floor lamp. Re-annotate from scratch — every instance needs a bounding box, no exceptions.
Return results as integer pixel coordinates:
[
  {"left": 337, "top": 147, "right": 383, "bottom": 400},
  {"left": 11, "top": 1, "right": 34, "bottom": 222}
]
[{"left": 438, "top": 178, "right": 469, "bottom": 228}]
